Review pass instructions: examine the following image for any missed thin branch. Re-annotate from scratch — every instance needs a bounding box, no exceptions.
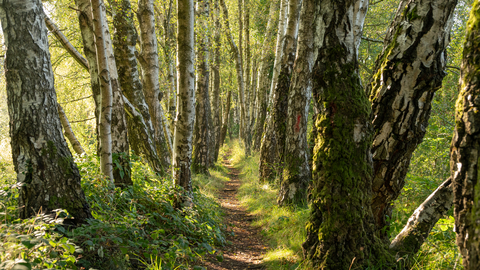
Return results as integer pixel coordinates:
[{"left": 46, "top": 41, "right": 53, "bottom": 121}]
[
  {"left": 361, "top": 36, "right": 383, "bottom": 43},
  {"left": 70, "top": 117, "right": 96, "bottom": 123},
  {"left": 60, "top": 95, "right": 94, "bottom": 105},
  {"left": 370, "top": 0, "right": 385, "bottom": 6},
  {"left": 446, "top": 65, "right": 460, "bottom": 70}
]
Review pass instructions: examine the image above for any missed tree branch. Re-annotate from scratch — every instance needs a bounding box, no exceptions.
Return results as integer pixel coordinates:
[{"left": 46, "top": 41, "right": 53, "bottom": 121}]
[
  {"left": 361, "top": 36, "right": 383, "bottom": 43},
  {"left": 45, "top": 16, "right": 90, "bottom": 71}
]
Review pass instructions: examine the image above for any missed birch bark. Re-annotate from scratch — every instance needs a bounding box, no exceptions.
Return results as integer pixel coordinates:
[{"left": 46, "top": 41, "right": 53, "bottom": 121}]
[
  {"left": 367, "top": 0, "right": 457, "bottom": 236},
  {"left": 192, "top": 0, "right": 212, "bottom": 174},
  {"left": 0, "top": 0, "right": 92, "bottom": 222},
  {"left": 138, "top": 0, "right": 172, "bottom": 168},
  {"left": 173, "top": 0, "right": 195, "bottom": 196},
  {"left": 252, "top": 1, "right": 279, "bottom": 150}
]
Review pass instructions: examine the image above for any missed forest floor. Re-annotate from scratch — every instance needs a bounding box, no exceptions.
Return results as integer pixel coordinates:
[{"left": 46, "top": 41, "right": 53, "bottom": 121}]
[{"left": 202, "top": 153, "right": 268, "bottom": 270}]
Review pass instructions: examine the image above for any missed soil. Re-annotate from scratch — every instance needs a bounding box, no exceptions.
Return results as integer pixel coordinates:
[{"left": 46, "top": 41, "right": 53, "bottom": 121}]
[{"left": 201, "top": 154, "right": 268, "bottom": 270}]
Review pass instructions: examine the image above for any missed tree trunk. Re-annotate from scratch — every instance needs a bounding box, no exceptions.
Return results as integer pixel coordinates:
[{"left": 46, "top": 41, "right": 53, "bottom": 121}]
[
  {"left": 138, "top": 0, "right": 171, "bottom": 169},
  {"left": 0, "top": 0, "right": 92, "bottom": 223},
  {"left": 220, "top": 89, "right": 232, "bottom": 147},
  {"left": 276, "top": 0, "right": 314, "bottom": 205},
  {"left": 91, "top": 0, "right": 114, "bottom": 181},
  {"left": 192, "top": 0, "right": 212, "bottom": 175},
  {"left": 260, "top": 0, "right": 301, "bottom": 185},
  {"left": 302, "top": 0, "right": 393, "bottom": 268},
  {"left": 58, "top": 104, "right": 86, "bottom": 155},
  {"left": 366, "top": 0, "right": 457, "bottom": 237},
  {"left": 452, "top": 2, "right": 480, "bottom": 268},
  {"left": 242, "top": 0, "right": 252, "bottom": 156},
  {"left": 212, "top": 0, "right": 222, "bottom": 162},
  {"left": 220, "top": 0, "right": 247, "bottom": 151},
  {"left": 252, "top": 1, "right": 279, "bottom": 151},
  {"left": 76, "top": 0, "right": 132, "bottom": 187},
  {"left": 173, "top": 0, "right": 195, "bottom": 196},
  {"left": 390, "top": 178, "right": 453, "bottom": 261},
  {"left": 269, "top": 0, "right": 288, "bottom": 102},
  {"left": 110, "top": 0, "right": 163, "bottom": 179}
]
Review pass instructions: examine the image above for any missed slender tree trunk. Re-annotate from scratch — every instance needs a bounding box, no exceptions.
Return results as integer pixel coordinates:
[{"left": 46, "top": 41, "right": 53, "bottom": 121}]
[
  {"left": 173, "top": 0, "right": 195, "bottom": 197},
  {"left": 0, "top": 0, "right": 92, "bottom": 223},
  {"left": 366, "top": 0, "right": 457, "bottom": 237},
  {"left": 252, "top": 1, "right": 279, "bottom": 151},
  {"left": 242, "top": 0, "right": 253, "bottom": 156},
  {"left": 260, "top": 0, "right": 301, "bottom": 184},
  {"left": 452, "top": 2, "right": 480, "bottom": 268},
  {"left": 91, "top": 0, "right": 114, "bottom": 181},
  {"left": 220, "top": 89, "right": 232, "bottom": 147},
  {"left": 390, "top": 178, "right": 453, "bottom": 260},
  {"left": 302, "top": 0, "right": 393, "bottom": 268},
  {"left": 58, "top": 104, "right": 86, "bottom": 155},
  {"left": 110, "top": 0, "right": 163, "bottom": 179},
  {"left": 212, "top": 0, "right": 222, "bottom": 162},
  {"left": 192, "top": 0, "right": 212, "bottom": 174},
  {"left": 220, "top": 0, "right": 247, "bottom": 151},
  {"left": 269, "top": 0, "right": 288, "bottom": 102},
  {"left": 76, "top": 0, "right": 132, "bottom": 187},
  {"left": 138, "top": 0, "right": 171, "bottom": 169}
]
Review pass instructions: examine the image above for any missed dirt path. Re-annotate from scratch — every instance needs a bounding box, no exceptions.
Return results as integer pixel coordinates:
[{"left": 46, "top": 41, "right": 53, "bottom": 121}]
[{"left": 202, "top": 154, "right": 268, "bottom": 270}]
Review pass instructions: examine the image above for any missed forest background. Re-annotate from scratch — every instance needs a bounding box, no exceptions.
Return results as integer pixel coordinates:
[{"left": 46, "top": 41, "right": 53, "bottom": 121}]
[{"left": 0, "top": 0, "right": 475, "bottom": 269}]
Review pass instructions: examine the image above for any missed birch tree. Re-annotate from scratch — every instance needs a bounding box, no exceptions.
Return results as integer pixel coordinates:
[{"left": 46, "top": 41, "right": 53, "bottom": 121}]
[
  {"left": 302, "top": 0, "right": 393, "bottom": 267},
  {"left": 192, "top": 0, "right": 212, "bottom": 174},
  {"left": 0, "top": 0, "right": 92, "bottom": 223},
  {"left": 173, "top": 0, "right": 195, "bottom": 196}
]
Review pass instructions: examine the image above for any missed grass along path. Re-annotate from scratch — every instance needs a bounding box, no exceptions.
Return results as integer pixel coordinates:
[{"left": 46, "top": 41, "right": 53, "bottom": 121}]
[{"left": 202, "top": 149, "right": 268, "bottom": 269}]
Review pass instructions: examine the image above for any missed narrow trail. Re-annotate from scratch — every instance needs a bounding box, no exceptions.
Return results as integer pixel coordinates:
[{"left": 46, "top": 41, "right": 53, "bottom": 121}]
[{"left": 202, "top": 153, "right": 268, "bottom": 270}]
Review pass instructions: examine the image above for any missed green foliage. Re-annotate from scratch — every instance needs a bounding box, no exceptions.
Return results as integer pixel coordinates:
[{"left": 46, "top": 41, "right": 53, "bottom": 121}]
[{"left": 0, "top": 153, "right": 227, "bottom": 270}]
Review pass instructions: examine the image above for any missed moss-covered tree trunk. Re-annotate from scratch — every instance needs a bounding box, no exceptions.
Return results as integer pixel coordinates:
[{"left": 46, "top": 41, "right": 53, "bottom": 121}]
[
  {"left": 173, "top": 0, "right": 195, "bottom": 196},
  {"left": 303, "top": 0, "right": 392, "bottom": 268},
  {"left": 452, "top": 2, "right": 480, "bottom": 268},
  {"left": 276, "top": 0, "right": 309, "bottom": 205},
  {"left": 0, "top": 0, "right": 92, "bottom": 223},
  {"left": 366, "top": 0, "right": 457, "bottom": 237},
  {"left": 192, "top": 0, "right": 212, "bottom": 175}
]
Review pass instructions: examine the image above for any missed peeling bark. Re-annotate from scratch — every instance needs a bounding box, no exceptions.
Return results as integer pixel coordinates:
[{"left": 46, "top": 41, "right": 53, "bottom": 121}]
[
  {"left": 366, "top": 0, "right": 457, "bottom": 237},
  {"left": 451, "top": 2, "right": 480, "bottom": 268},
  {"left": 0, "top": 0, "right": 92, "bottom": 223}
]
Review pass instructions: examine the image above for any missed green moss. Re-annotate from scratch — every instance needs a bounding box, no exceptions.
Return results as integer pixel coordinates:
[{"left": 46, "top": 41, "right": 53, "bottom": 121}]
[{"left": 407, "top": 5, "right": 420, "bottom": 21}]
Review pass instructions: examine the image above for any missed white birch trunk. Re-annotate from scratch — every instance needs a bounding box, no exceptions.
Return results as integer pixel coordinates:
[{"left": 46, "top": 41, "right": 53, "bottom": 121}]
[
  {"left": 91, "top": 0, "right": 113, "bottom": 181},
  {"left": 174, "top": 0, "right": 195, "bottom": 196}
]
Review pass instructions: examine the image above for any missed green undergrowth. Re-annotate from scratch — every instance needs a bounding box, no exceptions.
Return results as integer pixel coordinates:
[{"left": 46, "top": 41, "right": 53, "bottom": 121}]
[
  {"left": 228, "top": 139, "right": 460, "bottom": 270},
  {"left": 0, "top": 150, "right": 230, "bottom": 270}
]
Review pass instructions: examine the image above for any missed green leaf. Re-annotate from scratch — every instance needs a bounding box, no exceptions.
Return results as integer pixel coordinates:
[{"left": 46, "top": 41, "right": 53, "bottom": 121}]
[
  {"left": 12, "top": 262, "right": 32, "bottom": 270},
  {"left": 21, "top": 240, "right": 36, "bottom": 249},
  {"left": 216, "top": 252, "right": 224, "bottom": 262},
  {"left": 439, "top": 224, "right": 449, "bottom": 231}
]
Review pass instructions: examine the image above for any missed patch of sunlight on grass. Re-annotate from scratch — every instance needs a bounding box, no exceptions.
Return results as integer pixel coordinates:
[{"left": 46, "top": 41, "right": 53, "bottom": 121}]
[{"left": 225, "top": 139, "right": 309, "bottom": 269}]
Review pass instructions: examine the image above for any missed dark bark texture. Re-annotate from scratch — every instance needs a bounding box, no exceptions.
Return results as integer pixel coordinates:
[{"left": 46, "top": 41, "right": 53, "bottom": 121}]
[
  {"left": 0, "top": 0, "right": 92, "bottom": 223},
  {"left": 366, "top": 0, "right": 457, "bottom": 237}
]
